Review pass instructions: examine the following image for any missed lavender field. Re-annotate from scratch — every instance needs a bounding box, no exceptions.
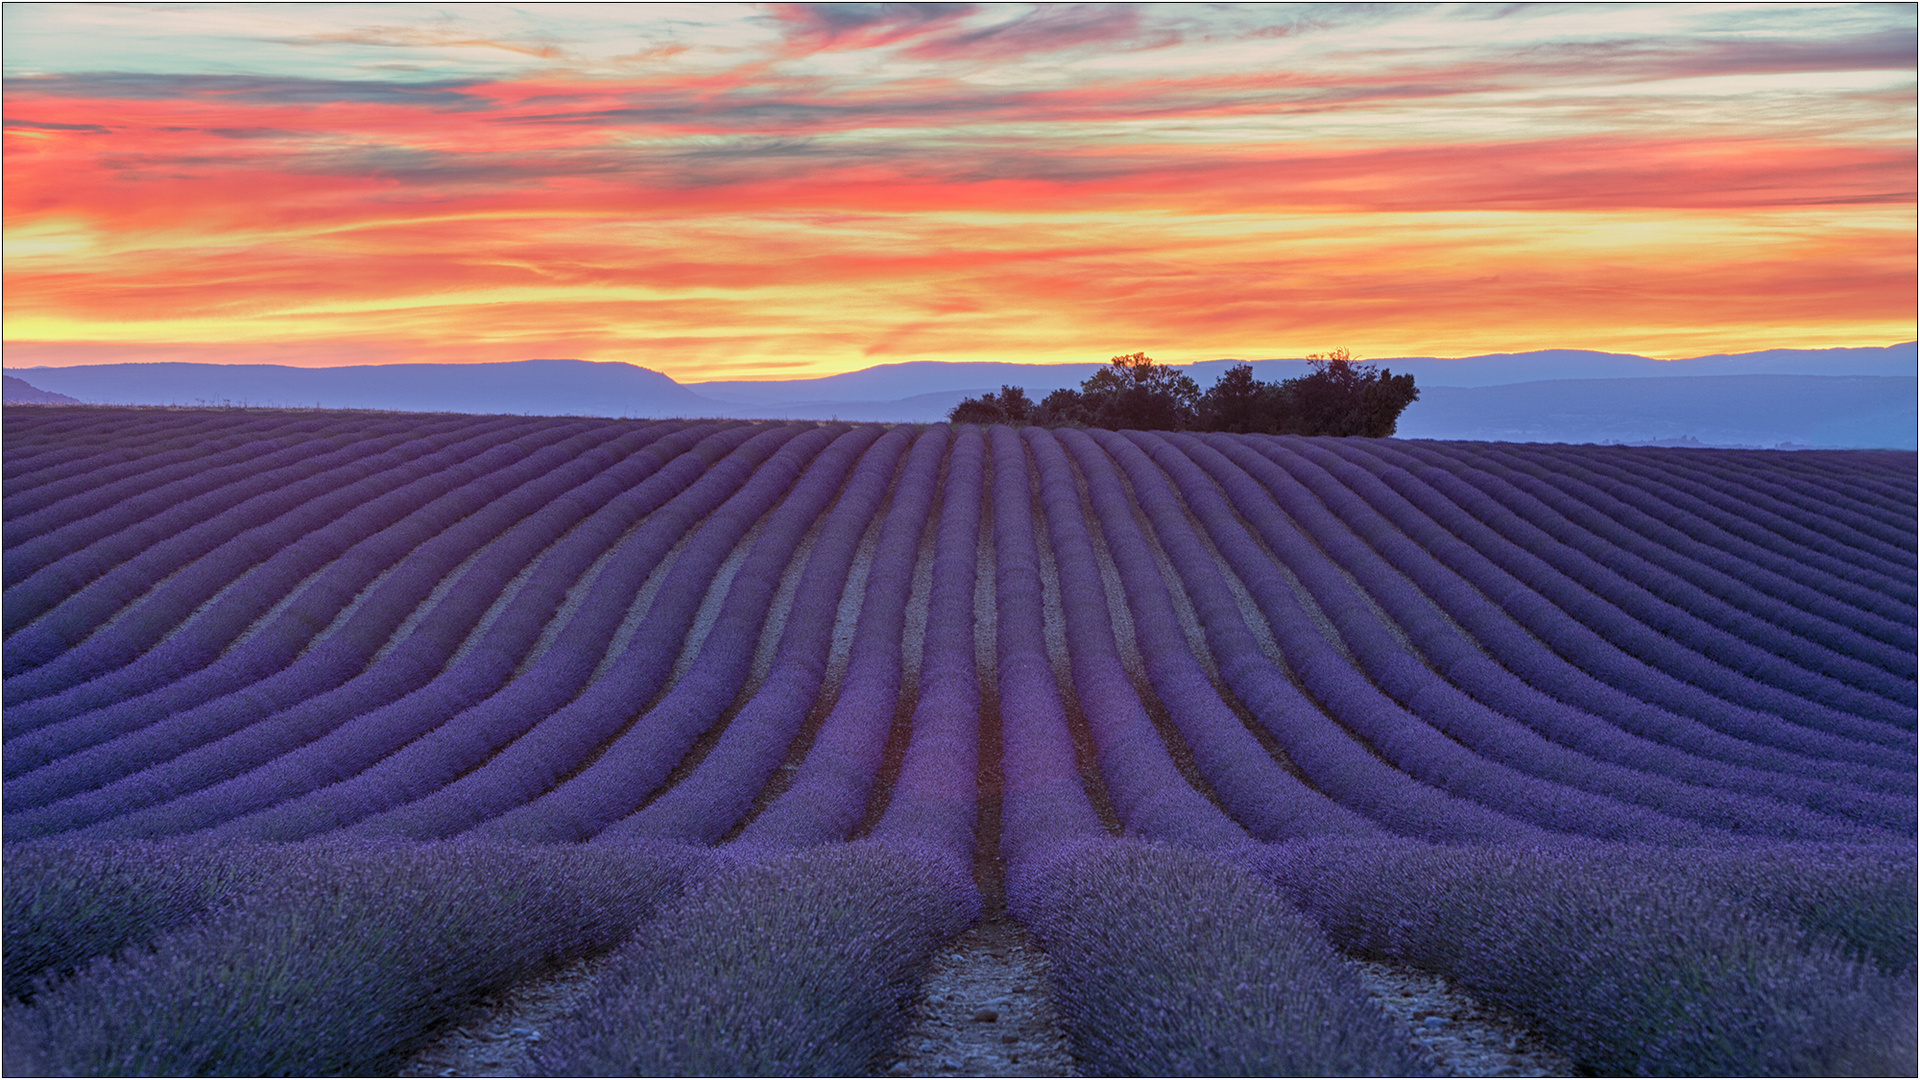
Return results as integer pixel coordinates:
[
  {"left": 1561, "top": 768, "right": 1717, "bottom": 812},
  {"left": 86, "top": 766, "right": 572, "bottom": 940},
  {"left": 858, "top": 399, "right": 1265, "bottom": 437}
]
[{"left": 4, "top": 405, "right": 1914, "bottom": 1076}]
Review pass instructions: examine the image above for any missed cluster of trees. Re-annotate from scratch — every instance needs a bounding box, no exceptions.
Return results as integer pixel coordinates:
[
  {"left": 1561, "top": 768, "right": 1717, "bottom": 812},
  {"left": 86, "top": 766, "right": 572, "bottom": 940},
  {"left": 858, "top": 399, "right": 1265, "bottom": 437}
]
[{"left": 948, "top": 350, "right": 1419, "bottom": 436}]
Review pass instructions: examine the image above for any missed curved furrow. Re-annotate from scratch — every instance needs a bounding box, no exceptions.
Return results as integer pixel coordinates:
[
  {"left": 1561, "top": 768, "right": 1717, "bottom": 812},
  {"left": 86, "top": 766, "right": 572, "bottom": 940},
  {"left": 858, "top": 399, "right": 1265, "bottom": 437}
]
[
  {"left": 1024, "top": 427, "right": 1249, "bottom": 851},
  {"left": 4, "top": 416, "right": 337, "bottom": 530},
  {"left": 1206, "top": 437, "right": 1897, "bottom": 841},
  {"left": 710, "top": 426, "right": 951, "bottom": 851},
  {"left": 1674, "top": 452, "right": 1918, "bottom": 553},
  {"left": 2, "top": 418, "right": 590, "bottom": 712},
  {"left": 1237, "top": 438, "right": 1912, "bottom": 831},
  {"left": 1525, "top": 444, "right": 1916, "bottom": 616},
  {"left": 465, "top": 425, "right": 876, "bottom": 843},
  {"left": 2, "top": 411, "right": 255, "bottom": 500},
  {"left": 2, "top": 420, "right": 633, "bottom": 743},
  {"left": 92, "top": 422, "right": 722, "bottom": 841},
  {"left": 1483, "top": 445, "right": 1917, "bottom": 647},
  {"left": 3, "top": 426, "right": 726, "bottom": 819},
  {"left": 1279, "top": 441, "right": 1915, "bottom": 731},
  {"left": 1609, "top": 446, "right": 1917, "bottom": 566},
  {"left": 1603, "top": 444, "right": 1919, "bottom": 580},
  {"left": 3, "top": 415, "right": 475, "bottom": 621},
  {"left": 595, "top": 426, "right": 920, "bottom": 845},
  {"left": 1765, "top": 443, "right": 1915, "bottom": 483},
  {"left": 1123, "top": 433, "right": 1546, "bottom": 843},
  {"left": 1458, "top": 442, "right": 1917, "bottom": 658},
  {"left": 1068, "top": 428, "right": 1386, "bottom": 841},
  {"left": 1298, "top": 444, "right": 1914, "bottom": 772},
  {"left": 2, "top": 415, "right": 539, "bottom": 676},
  {"left": 1180, "top": 435, "right": 1757, "bottom": 846},
  {"left": 1275, "top": 442, "right": 1912, "bottom": 797},
  {"left": 854, "top": 426, "right": 986, "bottom": 857},
  {"left": 8, "top": 423, "right": 668, "bottom": 838},
  {"left": 194, "top": 424, "right": 750, "bottom": 841},
  {"left": 338, "top": 424, "right": 816, "bottom": 840},
  {"left": 1384, "top": 441, "right": 1914, "bottom": 684},
  {"left": 985, "top": 425, "right": 1113, "bottom": 873}
]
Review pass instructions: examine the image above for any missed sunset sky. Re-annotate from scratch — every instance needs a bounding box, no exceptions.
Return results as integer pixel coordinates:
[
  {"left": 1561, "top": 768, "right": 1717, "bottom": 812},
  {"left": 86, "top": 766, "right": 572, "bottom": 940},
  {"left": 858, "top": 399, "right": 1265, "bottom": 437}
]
[{"left": 5, "top": 2, "right": 1914, "bottom": 381}]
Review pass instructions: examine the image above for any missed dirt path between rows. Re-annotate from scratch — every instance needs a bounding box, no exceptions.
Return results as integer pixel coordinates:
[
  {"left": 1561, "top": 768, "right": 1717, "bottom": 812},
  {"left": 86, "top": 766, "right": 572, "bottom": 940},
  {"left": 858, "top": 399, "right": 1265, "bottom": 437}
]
[
  {"left": 868, "top": 918, "right": 1577, "bottom": 1078},
  {"left": 397, "top": 913, "right": 1574, "bottom": 1079},
  {"left": 875, "top": 917, "right": 1075, "bottom": 1077}
]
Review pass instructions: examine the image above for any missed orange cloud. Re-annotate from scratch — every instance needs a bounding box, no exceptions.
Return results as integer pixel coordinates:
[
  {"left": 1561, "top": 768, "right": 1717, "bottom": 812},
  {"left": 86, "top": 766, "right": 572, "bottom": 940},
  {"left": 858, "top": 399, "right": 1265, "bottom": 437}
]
[{"left": 6, "top": 10, "right": 1913, "bottom": 379}]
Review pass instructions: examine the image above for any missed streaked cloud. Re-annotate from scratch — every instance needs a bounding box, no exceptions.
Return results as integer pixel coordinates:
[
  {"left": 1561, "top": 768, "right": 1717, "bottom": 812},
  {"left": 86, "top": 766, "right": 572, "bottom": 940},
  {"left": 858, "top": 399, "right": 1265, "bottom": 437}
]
[{"left": 4, "top": 2, "right": 1912, "bottom": 378}]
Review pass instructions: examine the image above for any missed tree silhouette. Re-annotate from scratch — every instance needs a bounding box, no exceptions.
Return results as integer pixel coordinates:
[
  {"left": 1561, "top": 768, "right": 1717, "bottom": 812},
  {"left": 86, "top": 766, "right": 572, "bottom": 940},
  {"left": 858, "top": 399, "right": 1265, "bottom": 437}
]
[
  {"left": 949, "top": 348, "right": 1418, "bottom": 436},
  {"left": 1288, "top": 349, "right": 1419, "bottom": 437},
  {"left": 947, "top": 385, "right": 1034, "bottom": 425},
  {"left": 1041, "top": 352, "right": 1201, "bottom": 431},
  {"left": 1195, "top": 363, "right": 1282, "bottom": 434}
]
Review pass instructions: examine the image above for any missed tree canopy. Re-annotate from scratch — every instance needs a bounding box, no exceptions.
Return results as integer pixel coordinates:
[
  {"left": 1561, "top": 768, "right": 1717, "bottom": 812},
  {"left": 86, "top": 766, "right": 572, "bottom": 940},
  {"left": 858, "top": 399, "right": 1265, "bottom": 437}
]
[{"left": 948, "top": 350, "right": 1419, "bottom": 436}]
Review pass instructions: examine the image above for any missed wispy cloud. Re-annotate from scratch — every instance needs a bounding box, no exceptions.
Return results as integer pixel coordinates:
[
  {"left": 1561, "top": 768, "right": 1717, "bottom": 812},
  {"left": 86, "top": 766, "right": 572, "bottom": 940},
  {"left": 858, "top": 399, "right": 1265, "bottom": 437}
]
[{"left": 4, "top": 2, "right": 1912, "bottom": 377}]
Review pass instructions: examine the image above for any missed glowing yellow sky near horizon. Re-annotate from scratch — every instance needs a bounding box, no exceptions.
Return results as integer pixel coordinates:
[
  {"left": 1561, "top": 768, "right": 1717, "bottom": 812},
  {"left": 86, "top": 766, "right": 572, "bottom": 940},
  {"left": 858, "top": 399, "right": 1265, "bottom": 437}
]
[{"left": 4, "top": 3, "right": 1913, "bottom": 380}]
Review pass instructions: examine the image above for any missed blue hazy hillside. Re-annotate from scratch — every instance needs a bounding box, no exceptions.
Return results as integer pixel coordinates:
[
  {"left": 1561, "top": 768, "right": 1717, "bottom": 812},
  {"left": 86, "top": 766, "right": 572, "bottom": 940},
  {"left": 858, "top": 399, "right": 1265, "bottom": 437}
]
[
  {"left": 3, "top": 359, "right": 719, "bottom": 418},
  {"left": 1395, "top": 375, "right": 1917, "bottom": 449},
  {"left": 8, "top": 343, "right": 1914, "bottom": 448}
]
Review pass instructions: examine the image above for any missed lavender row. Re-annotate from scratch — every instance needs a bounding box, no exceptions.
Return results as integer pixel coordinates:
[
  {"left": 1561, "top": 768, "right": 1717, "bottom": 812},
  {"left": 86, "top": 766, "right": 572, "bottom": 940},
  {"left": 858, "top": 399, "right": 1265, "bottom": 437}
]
[
  {"left": 1616, "top": 443, "right": 1914, "bottom": 545},
  {"left": 1225, "top": 436, "right": 1912, "bottom": 833},
  {"left": 1308, "top": 438, "right": 1913, "bottom": 731},
  {"left": 1599, "top": 444, "right": 1916, "bottom": 576},
  {"left": 1511, "top": 443, "right": 1919, "bottom": 644},
  {"left": 536, "top": 840, "right": 978, "bottom": 1076},
  {"left": 342, "top": 424, "right": 815, "bottom": 840},
  {"left": 2, "top": 422, "right": 679, "bottom": 822},
  {"left": 987, "top": 425, "right": 1112, "bottom": 871},
  {"left": 1381, "top": 440, "right": 1914, "bottom": 684},
  {"left": 861, "top": 426, "right": 987, "bottom": 864},
  {"left": 2, "top": 409, "right": 180, "bottom": 488},
  {"left": 2, "top": 413, "right": 491, "bottom": 641},
  {"left": 1024, "top": 427, "right": 1249, "bottom": 850},
  {"left": 1605, "top": 441, "right": 1920, "bottom": 580},
  {"left": 1225, "top": 436, "right": 1908, "bottom": 829},
  {"left": 5, "top": 839, "right": 705, "bottom": 1077},
  {"left": 1252, "top": 839, "right": 1916, "bottom": 1076},
  {"left": 3, "top": 405, "right": 240, "bottom": 467},
  {"left": 2, "top": 414, "right": 547, "bottom": 683},
  {"left": 5, "top": 416, "right": 348, "bottom": 539},
  {"left": 46, "top": 424, "right": 718, "bottom": 840},
  {"left": 1, "top": 424, "right": 683, "bottom": 774},
  {"left": 726, "top": 425, "right": 950, "bottom": 851},
  {"left": 1669, "top": 447, "right": 1916, "bottom": 555},
  {"left": 1013, "top": 838, "right": 1426, "bottom": 1076},
  {"left": 3, "top": 418, "right": 638, "bottom": 743},
  {"left": 180, "top": 425, "right": 745, "bottom": 841},
  {"left": 1121, "top": 432, "right": 1545, "bottom": 843},
  {"left": 1372, "top": 440, "right": 1915, "bottom": 705},
  {"left": 4, "top": 414, "right": 381, "bottom": 553},
  {"left": 4, "top": 839, "right": 284, "bottom": 999},
  {"left": 468, "top": 425, "right": 875, "bottom": 842},
  {"left": 1179, "top": 434, "right": 1778, "bottom": 844},
  {"left": 3, "top": 409, "right": 304, "bottom": 510},
  {"left": 1275, "top": 438, "right": 1910, "bottom": 802},
  {"left": 1272, "top": 438, "right": 1913, "bottom": 775},
  {"left": 1477, "top": 442, "right": 1917, "bottom": 654},
  {"left": 1136, "top": 433, "right": 1890, "bottom": 841},
  {"left": 1066, "top": 428, "right": 1385, "bottom": 841},
  {"left": 1527, "top": 442, "right": 1916, "bottom": 618},
  {"left": 595, "top": 427, "right": 918, "bottom": 844}
]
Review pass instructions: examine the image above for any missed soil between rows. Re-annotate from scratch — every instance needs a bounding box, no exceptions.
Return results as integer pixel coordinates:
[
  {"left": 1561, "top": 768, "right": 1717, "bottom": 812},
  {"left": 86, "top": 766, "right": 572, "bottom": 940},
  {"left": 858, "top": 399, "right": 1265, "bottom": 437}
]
[{"left": 397, "top": 915, "right": 1575, "bottom": 1078}]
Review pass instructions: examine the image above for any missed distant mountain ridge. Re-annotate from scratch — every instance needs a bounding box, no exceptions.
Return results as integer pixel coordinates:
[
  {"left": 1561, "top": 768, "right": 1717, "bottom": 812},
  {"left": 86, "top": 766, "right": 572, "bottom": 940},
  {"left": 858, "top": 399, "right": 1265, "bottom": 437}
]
[
  {"left": 1, "top": 374, "right": 80, "bottom": 404},
  {"left": 3, "top": 359, "right": 716, "bottom": 418},
  {"left": 8, "top": 343, "right": 1913, "bottom": 448}
]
